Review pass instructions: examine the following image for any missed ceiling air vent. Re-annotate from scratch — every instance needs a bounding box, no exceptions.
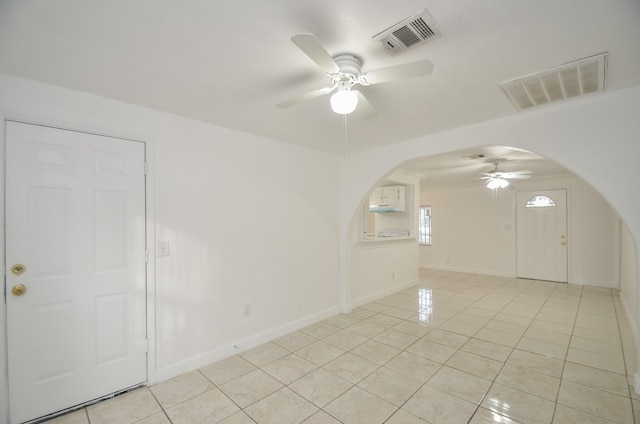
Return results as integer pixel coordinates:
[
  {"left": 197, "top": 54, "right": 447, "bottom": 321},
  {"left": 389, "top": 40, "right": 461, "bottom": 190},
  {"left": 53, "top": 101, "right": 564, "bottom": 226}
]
[
  {"left": 499, "top": 53, "right": 607, "bottom": 111},
  {"left": 373, "top": 9, "right": 442, "bottom": 56}
]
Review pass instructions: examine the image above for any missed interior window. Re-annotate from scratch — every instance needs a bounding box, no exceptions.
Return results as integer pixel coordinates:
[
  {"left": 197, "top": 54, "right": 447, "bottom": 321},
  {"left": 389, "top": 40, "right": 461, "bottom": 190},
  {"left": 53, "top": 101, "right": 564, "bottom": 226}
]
[
  {"left": 525, "top": 195, "right": 556, "bottom": 208},
  {"left": 419, "top": 206, "right": 431, "bottom": 245}
]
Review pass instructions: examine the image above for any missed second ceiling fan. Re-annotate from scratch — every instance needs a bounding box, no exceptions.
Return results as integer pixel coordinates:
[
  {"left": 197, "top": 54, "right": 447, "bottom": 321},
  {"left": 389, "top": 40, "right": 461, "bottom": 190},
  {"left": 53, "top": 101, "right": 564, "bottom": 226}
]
[
  {"left": 482, "top": 162, "right": 532, "bottom": 189},
  {"left": 276, "top": 33, "right": 434, "bottom": 118}
]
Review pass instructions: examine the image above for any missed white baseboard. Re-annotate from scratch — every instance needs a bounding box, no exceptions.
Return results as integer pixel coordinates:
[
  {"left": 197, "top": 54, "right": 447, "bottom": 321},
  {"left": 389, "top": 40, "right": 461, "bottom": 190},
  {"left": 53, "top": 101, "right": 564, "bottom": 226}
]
[
  {"left": 419, "top": 264, "right": 514, "bottom": 278},
  {"left": 351, "top": 279, "right": 420, "bottom": 309},
  {"left": 153, "top": 306, "right": 339, "bottom": 384}
]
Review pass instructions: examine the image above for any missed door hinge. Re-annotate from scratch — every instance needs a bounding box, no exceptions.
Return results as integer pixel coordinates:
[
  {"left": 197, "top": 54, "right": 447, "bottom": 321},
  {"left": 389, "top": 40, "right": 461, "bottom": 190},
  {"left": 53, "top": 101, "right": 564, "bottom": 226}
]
[
  {"left": 144, "top": 162, "right": 148, "bottom": 175},
  {"left": 145, "top": 250, "right": 149, "bottom": 264},
  {"left": 145, "top": 339, "right": 150, "bottom": 353}
]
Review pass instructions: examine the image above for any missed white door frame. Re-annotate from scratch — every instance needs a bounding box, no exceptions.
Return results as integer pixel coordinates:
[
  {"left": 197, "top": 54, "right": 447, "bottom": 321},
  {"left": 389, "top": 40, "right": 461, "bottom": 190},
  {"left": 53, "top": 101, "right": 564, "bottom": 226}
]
[
  {"left": 515, "top": 188, "right": 569, "bottom": 283},
  {"left": 0, "top": 118, "right": 157, "bottom": 424}
]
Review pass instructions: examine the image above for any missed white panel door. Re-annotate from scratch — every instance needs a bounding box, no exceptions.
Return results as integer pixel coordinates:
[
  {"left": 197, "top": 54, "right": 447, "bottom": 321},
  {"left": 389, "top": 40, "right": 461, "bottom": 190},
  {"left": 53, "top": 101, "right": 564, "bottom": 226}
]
[
  {"left": 516, "top": 189, "right": 568, "bottom": 282},
  {"left": 6, "top": 121, "right": 147, "bottom": 423}
]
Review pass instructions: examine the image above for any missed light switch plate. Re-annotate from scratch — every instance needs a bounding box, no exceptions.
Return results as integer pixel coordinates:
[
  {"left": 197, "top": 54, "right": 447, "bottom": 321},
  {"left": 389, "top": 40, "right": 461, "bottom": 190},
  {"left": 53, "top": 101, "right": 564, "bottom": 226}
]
[{"left": 157, "top": 241, "right": 170, "bottom": 257}]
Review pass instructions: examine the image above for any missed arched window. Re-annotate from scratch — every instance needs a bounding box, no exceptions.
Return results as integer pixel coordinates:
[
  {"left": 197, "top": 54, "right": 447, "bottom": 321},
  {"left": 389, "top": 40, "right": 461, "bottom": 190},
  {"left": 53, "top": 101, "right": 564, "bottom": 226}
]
[{"left": 525, "top": 195, "right": 556, "bottom": 208}]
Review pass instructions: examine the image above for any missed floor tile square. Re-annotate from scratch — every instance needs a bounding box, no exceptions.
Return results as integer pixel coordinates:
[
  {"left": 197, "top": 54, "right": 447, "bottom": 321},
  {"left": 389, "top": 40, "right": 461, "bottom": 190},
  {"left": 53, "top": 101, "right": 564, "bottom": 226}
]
[
  {"left": 300, "top": 322, "right": 340, "bottom": 339},
  {"left": 506, "top": 349, "right": 564, "bottom": 378},
  {"left": 391, "top": 320, "right": 431, "bottom": 338},
  {"left": 322, "top": 352, "right": 379, "bottom": 384},
  {"left": 461, "top": 338, "right": 513, "bottom": 362},
  {"left": 303, "top": 410, "right": 342, "bottom": 424},
  {"left": 218, "top": 369, "right": 283, "bottom": 408},
  {"left": 516, "top": 336, "right": 567, "bottom": 359},
  {"left": 405, "top": 337, "right": 457, "bottom": 363},
  {"left": 244, "top": 388, "right": 317, "bottom": 424},
  {"left": 469, "top": 408, "right": 522, "bottom": 423},
  {"left": 240, "top": 342, "right": 289, "bottom": 367},
  {"left": 446, "top": 350, "right": 503, "bottom": 380},
  {"left": 322, "top": 330, "right": 368, "bottom": 351},
  {"left": 426, "top": 365, "right": 492, "bottom": 404},
  {"left": 324, "top": 386, "right": 397, "bottom": 424},
  {"left": 384, "top": 351, "right": 442, "bottom": 383},
  {"left": 261, "top": 353, "right": 317, "bottom": 384},
  {"left": 345, "top": 320, "right": 386, "bottom": 338},
  {"left": 87, "top": 388, "right": 162, "bottom": 424},
  {"left": 495, "top": 364, "right": 560, "bottom": 401},
  {"left": 295, "top": 341, "right": 346, "bottom": 366},
  {"left": 552, "top": 404, "right": 619, "bottom": 424},
  {"left": 357, "top": 367, "right": 422, "bottom": 406},
  {"left": 164, "top": 389, "right": 239, "bottom": 423},
  {"left": 403, "top": 385, "right": 477, "bottom": 423},
  {"left": 566, "top": 347, "right": 626, "bottom": 374},
  {"left": 200, "top": 355, "right": 257, "bottom": 386},
  {"left": 350, "top": 339, "right": 401, "bottom": 365},
  {"left": 422, "top": 328, "right": 470, "bottom": 349},
  {"left": 372, "top": 329, "right": 419, "bottom": 350},
  {"left": 557, "top": 380, "right": 633, "bottom": 423},
  {"left": 561, "top": 361, "right": 629, "bottom": 396},
  {"left": 150, "top": 370, "right": 214, "bottom": 409},
  {"left": 481, "top": 383, "right": 555, "bottom": 424},
  {"left": 289, "top": 368, "right": 353, "bottom": 407},
  {"left": 474, "top": 327, "right": 521, "bottom": 347},
  {"left": 273, "top": 331, "right": 317, "bottom": 351}
]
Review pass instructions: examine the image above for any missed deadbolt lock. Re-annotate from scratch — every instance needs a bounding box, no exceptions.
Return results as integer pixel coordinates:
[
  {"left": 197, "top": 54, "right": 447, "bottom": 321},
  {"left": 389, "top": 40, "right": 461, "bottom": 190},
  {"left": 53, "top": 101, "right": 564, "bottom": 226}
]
[
  {"left": 11, "top": 264, "right": 26, "bottom": 275},
  {"left": 12, "top": 284, "right": 27, "bottom": 296}
]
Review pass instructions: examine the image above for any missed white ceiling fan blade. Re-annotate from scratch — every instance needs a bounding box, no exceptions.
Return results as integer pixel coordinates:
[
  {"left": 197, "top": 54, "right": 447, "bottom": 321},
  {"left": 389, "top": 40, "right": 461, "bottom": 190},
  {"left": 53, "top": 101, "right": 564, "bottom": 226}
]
[
  {"left": 354, "top": 91, "right": 377, "bottom": 119},
  {"left": 291, "top": 34, "right": 340, "bottom": 74},
  {"left": 502, "top": 173, "right": 532, "bottom": 180},
  {"left": 359, "top": 60, "right": 434, "bottom": 85},
  {"left": 276, "top": 86, "right": 333, "bottom": 109}
]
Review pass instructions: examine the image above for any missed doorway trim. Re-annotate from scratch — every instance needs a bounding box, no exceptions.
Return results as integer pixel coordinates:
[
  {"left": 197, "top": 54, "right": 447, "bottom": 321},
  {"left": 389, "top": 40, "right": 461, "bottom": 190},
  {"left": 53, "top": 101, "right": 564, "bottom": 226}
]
[
  {"left": 0, "top": 117, "right": 157, "bottom": 423},
  {"left": 515, "top": 187, "right": 570, "bottom": 283}
]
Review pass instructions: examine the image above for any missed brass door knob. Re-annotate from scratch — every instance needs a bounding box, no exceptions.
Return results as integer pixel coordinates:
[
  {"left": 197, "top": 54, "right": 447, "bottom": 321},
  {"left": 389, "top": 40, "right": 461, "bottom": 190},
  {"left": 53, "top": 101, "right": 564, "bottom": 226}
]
[
  {"left": 561, "top": 241, "right": 566, "bottom": 245},
  {"left": 11, "top": 264, "right": 26, "bottom": 275},
  {"left": 12, "top": 284, "right": 27, "bottom": 296}
]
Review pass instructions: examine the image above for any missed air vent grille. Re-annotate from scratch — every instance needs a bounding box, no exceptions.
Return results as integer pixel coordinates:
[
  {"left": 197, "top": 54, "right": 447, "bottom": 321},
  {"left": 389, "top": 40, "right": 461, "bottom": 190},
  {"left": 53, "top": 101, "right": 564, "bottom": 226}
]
[
  {"left": 499, "top": 53, "right": 607, "bottom": 111},
  {"left": 373, "top": 10, "right": 441, "bottom": 56}
]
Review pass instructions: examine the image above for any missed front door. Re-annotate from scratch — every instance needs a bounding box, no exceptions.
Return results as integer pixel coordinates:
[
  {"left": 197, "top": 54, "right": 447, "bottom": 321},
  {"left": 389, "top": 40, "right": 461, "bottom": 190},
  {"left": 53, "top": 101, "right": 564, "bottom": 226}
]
[
  {"left": 516, "top": 189, "right": 568, "bottom": 282},
  {"left": 6, "top": 121, "right": 147, "bottom": 423}
]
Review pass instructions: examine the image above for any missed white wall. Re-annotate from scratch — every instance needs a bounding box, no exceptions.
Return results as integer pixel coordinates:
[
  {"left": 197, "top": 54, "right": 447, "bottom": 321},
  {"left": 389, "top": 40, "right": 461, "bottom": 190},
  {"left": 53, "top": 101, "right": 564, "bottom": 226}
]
[
  {"left": 419, "top": 175, "right": 621, "bottom": 287},
  {"left": 0, "top": 74, "right": 342, "bottom": 422},
  {"left": 347, "top": 171, "right": 420, "bottom": 308},
  {"left": 621, "top": 223, "right": 639, "bottom": 344},
  {"left": 420, "top": 184, "right": 516, "bottom": 277}
]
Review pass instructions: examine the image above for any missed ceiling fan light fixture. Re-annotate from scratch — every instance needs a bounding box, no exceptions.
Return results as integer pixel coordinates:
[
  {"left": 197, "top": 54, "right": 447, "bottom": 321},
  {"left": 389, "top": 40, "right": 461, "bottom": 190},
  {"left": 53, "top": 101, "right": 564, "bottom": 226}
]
[
  {"left": 330, "top": 89, "right": 358, "bottom": 114},
  {"left": 486, "top": 177, "right": 509, "bottom": 189}
]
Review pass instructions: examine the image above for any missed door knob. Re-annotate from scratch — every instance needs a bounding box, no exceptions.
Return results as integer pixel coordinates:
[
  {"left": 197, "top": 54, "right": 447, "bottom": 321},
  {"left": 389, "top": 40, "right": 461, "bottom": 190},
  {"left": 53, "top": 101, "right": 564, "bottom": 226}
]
[
  {"left": 561, "top": 241, "right": 566, "bottom": 246},
  {"left": 11, "top": 264, "right": 26, "bottom": 275},
  {"left": 12, "top": 284, "right": 27, "bottom": 296}
]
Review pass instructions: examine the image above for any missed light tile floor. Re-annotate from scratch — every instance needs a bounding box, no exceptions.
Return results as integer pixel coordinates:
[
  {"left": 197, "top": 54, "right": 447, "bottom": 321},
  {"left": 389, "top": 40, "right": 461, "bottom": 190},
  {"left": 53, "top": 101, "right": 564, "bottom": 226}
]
[{"left": 44, "top": 269, "right": 639, "bottom": 423}]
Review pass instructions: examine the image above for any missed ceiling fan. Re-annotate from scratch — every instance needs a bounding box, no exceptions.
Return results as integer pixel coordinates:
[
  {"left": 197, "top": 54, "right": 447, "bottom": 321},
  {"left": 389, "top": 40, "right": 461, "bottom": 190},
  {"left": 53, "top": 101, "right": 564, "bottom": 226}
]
[
  {"left": 276, "top": 33, "right": 434, "bottom": 118},
  {"left": 482, "top": 162, "right": 532, "bottom": 189}
]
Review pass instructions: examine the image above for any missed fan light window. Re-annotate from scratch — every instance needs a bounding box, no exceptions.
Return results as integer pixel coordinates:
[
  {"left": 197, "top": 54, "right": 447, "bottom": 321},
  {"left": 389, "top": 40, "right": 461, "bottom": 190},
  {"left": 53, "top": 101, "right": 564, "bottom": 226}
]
[
  {"left": 331, "top": 89, "right": 358, "bottom": 114},
  {"left": 526, "top": 195, "right": 556, "bottom": 208}
]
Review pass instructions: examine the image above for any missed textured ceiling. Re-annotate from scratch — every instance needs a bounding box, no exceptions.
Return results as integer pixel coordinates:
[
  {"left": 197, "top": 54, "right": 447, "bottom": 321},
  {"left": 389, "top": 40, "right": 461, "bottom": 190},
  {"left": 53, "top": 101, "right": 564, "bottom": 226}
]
[{"left": 0, "top": 1, "right": 639, "bottom": 187}]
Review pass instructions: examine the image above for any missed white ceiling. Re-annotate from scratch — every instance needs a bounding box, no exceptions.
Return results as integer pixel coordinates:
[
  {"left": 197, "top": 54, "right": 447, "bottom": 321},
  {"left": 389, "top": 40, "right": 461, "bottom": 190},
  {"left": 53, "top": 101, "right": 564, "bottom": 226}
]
[
  {"left": 1, "top": 1, "right": 639, "bottom": 185},
  {"left": 400, "top": 145, "right": 571, "bottom": 188}
]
